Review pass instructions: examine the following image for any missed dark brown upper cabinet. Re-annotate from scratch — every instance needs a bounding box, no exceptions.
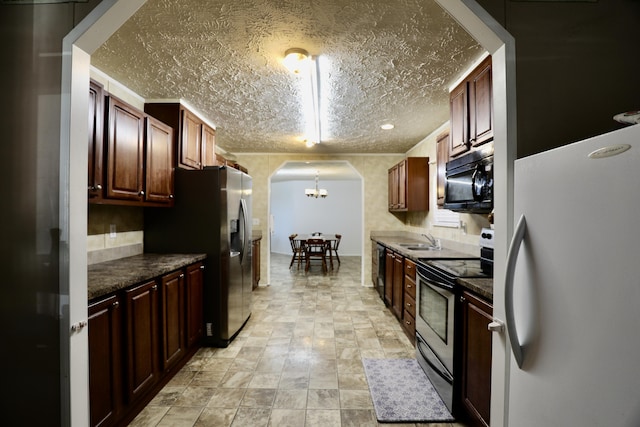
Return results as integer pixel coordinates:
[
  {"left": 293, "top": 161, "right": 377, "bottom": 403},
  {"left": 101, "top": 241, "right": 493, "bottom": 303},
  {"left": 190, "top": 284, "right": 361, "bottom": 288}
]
[
  {"left": 388, "top": 157, "right": 429, "bottom": 212},
  {"left": 144, "top": 102, "right": 218, "bottom": 170},
  {"left": 449, "top": 56, "right": 493, "bottom": 158},
  {"left": 90, "top": 91, "right": 174, "bottom": 207},
  {"left": 88, "top": 80, "right": 105, "bottom": 201}
]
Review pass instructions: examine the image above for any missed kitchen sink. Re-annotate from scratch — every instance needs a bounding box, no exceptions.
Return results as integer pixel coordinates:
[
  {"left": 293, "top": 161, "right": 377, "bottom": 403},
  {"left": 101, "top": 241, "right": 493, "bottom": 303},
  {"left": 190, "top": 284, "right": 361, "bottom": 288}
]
[{"left": 397, "top": 243, "right": 439, "bottom": 250}]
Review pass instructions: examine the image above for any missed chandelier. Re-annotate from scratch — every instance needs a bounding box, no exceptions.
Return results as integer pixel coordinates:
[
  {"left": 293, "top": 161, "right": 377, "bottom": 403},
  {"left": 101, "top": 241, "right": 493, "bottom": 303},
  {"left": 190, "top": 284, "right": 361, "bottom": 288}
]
[{"left": 305, "top": 171, "right": 328, "bottom": 198}]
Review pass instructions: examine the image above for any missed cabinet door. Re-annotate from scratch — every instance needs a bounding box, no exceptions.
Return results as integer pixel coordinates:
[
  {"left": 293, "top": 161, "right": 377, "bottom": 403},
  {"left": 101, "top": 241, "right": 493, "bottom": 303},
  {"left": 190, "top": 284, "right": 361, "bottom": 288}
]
[
  {"left": 106, "top": 97, "right": 145, "bottom": 201},
  {"left": 371, "top": 244, "right": 378, "bottom": 288},
  {"left": 460, "top": 291, "right": 493, "bottom": 427},
  {"left": 145, "top": 117, "right": 174, "bottom": 204},
  {"left": 88, "top": 294, "right": 121, "bottom": 427},
  {"left": 185, "top": 263, "right": 204, "bottom": 348},
  {"left": 384, "top": 251, "right": 394, "bottom": 306},
  {"left": 161, "top": 270, "right": 185, "bottom": 371},
  {"left": 388, "top": 165, "right": 399, "bottom": 210},
  {"left": 124, "top": 279, "right": 159, "bottom": 403},
  {"left": 436, "top": 131, "right": 450, "bottom": 206},
  {"left": 252, "top": 239, "right": 261, "bottom": 289},
  {"left": 88, "top": 80, "right": 104, "bottom": 200},
  {"left": 397, "top": 160, "right": 407, "bottom": 209},
  {"left": 449, "top": 81, "right": 469, "bottom": 157},
  {"left": 392, "top": 254, "right": 404, "bottom": 319},
  {"left": 469, "top": 57, "right": 493, "bottom": 147},
  {"left": 202, "top": 124, "right": 217, "bottom": 167},
  {"left": 180, "top": 109, "right": 202, "bottom": 169}
]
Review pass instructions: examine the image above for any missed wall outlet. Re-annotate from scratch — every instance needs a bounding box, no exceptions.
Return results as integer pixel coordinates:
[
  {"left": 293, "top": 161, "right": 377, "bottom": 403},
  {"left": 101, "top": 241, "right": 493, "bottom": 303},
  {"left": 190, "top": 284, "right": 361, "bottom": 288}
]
[
  {"left": 109, "top": 224, "right": 116, "bottom": 238},
  {"left": 253, "top": 218, "right": 260, "bottom": 226}
]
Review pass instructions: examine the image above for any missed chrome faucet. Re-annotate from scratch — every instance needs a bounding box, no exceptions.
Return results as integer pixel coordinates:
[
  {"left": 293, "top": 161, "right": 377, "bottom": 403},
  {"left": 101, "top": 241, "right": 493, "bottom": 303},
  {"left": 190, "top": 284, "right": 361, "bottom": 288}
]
[
  {"left": 422, "top": 233, "right": 437, "bottom": 246},
  {"left": 421, "top": 233, "right": 441, "bottom": 249}
]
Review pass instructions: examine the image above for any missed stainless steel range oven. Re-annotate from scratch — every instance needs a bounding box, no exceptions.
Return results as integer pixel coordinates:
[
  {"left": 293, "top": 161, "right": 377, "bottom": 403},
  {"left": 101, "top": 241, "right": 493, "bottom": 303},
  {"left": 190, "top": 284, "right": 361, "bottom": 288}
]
[{"left": 415, "top": 258, "right": 489, "bottom": 413}]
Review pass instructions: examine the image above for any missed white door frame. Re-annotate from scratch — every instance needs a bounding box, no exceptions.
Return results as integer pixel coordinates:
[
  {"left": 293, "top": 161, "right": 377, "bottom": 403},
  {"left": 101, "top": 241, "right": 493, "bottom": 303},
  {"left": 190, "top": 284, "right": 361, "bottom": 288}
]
[
  {"left": 62, "top": 1, "right": 515, "bottom": 425},
  {"left": 433, "top": 2, "right": 517, "bottom": 426},
  {"left": 61, "top": 1, "right": 147, "bottom": 425}
]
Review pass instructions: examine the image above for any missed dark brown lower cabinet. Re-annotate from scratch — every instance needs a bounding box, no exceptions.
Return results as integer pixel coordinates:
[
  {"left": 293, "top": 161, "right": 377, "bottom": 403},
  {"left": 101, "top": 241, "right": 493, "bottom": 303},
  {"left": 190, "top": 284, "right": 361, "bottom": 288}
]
[
  {"left": 88, "top": 294, "right": 122, "bottom": 427},
  {"left": 185, "top": 262, "right": 204, "bottom": 348},
  {"left": 161, "top": 270, "right": 185, "bottom": 371},
  {"left": 88, "top": 261, "right": 204, "bottom": 427},
  {"left": 252, "top": 238, "right": 261, "bottom": 289},
  {"left": 459, "top": 291, "right": 493, "bottom": 427},
  {"left": 392, "top": 253, "right": 404, "bottom": 319},
  {"left": 124, "top": 279, "right": 160, "bottom": 404}
]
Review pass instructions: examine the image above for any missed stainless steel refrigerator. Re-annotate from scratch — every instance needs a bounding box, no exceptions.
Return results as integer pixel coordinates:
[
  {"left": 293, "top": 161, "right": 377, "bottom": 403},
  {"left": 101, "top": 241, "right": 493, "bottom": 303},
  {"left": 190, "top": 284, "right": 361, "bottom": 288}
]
[
  {"left": 500, "top": 123, "right": 640, "bottom": 426},
  {"left": 145, "top": 166, "right": 252, "bottom": 347}
]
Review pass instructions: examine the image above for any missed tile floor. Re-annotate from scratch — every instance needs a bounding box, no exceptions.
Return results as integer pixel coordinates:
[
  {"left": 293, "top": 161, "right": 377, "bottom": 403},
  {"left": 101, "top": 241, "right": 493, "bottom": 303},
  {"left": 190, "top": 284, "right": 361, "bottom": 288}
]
[{"left": 129, "top": 253, "right": 467, "bottom": 427}]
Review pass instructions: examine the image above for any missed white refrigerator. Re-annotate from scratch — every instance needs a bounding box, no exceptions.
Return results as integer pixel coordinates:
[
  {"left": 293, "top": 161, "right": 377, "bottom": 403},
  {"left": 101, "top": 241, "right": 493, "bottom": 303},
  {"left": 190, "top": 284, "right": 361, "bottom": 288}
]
[{"left": 504, "top": 123, "right": 640, "bottom": 426}]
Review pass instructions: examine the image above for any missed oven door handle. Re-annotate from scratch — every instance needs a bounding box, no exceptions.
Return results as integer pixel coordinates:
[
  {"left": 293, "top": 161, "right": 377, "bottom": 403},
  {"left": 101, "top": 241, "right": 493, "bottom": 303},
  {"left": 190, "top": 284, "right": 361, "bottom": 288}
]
[
  {"left": 417, "top": 273, "right": 455, "bottom": 292},
  {"left": 505, "top": 214, "right": 527, "bottom": 369},
  {"left": 416, "top": 338, "right": 453, "bottom": 384}
]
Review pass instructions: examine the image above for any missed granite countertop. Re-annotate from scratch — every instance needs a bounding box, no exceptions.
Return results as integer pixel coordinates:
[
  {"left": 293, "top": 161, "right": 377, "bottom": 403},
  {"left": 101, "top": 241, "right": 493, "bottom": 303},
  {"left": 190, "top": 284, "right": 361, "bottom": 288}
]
[
  {"left": 371, "top": 235, "right": 477, "bottom": 260},
  {"left": 458, "top": 277, "right": 493, "bottom": 301},
  {"left": 372, "top": 232, "right": 493, "bottom": 301},
  {"left": 88, "top": 253, "right": 207, "bottom": 301}
]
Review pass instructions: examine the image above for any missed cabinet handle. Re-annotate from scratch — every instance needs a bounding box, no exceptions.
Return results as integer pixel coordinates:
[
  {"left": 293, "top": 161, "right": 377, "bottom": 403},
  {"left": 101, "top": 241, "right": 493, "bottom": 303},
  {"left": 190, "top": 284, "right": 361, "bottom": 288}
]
[
  {"left": 152, "top": 284, "right": 158, "bottom": 291},
  {"left": 200, "top": 265, "right": 205, "bottom": 270},
  {"left": 460, "top": 296, "right": 466, "bottom": 303},
  {"left": 112, "top": 301, "right": 119, "bottom": 308},
  {"left": 139, "top": 190, "right": 145, "bottom": 196},
  {"left": 406, "top": 302, "right": 412, "bottom": 308},
  {"left": 406, "top": 284, "right": 412, "bottom": 289},
  {"left": 169, "top": 194, "right": 174, "bottom": 199},
  {"left": 95, "top": 184, "right": 102, "bottom": 190},
  {"left": 180, "top": 274, "right": 185, "bottom": 278},
  {"left": 405, "top": 320, "right": 412, "bottom": 325}
]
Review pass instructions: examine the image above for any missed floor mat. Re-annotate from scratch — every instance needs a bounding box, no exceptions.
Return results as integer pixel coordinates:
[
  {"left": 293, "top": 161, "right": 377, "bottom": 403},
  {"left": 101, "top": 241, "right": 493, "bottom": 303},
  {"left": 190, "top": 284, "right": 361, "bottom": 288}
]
[{"left": 363, "top": 358, "right": 455, "bottom": 423}]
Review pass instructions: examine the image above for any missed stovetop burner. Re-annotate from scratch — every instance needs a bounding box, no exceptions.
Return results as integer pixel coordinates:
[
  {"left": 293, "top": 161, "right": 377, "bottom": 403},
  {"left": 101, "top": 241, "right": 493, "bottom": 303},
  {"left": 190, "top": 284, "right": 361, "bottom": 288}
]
[{"left": 425, "top": 259, "right": 489, "bottom": 279}]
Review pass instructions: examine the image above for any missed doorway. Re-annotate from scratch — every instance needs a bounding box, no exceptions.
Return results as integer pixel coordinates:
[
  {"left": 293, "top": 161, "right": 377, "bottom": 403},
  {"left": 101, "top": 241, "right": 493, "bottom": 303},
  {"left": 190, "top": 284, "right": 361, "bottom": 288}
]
[
  {"left": 63, "top": 1, "right": 514, "bottom": 424},
  {"left": 267, "top": 160, "right": 364, "bottom": 285}
]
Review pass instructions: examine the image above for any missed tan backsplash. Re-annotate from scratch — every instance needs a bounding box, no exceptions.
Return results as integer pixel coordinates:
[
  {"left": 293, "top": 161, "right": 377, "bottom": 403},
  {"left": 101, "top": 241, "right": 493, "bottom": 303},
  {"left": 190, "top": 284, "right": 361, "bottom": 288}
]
[{"left": 87, "top": 204, "right": 144, "bottom": 264}]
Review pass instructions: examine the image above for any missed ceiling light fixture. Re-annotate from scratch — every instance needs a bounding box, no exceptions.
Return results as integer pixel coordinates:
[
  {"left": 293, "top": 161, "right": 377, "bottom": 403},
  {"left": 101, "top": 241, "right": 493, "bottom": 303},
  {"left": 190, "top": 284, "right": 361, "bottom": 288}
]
[
  {"left": 283, "top": 48, "right": 309, "bottom": 74},
  {"left": 305, "top": 171, "right": 328, "bottom": 198},
  {"left": 381, "top": 123, "right": 395, "bottom": 130},
  {"left": 284, "top": 48, "right": 322, "bottom": 146}
]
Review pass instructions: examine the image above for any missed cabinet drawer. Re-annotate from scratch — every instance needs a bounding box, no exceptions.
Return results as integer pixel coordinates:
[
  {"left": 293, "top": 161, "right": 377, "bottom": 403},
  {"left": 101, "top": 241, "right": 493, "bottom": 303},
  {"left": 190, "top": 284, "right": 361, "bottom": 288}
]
[
  {"left": 404, "top": 259, "right": 416, "bottom": 280},
  {"left": 403, "top": 309, "right": 416, "bottom": 335},
  {"left": 404, "top": 293, "right": 416, "bottom": 319},
  {"left": 404, "top": 276, "right": 416, "bottom": 300}
]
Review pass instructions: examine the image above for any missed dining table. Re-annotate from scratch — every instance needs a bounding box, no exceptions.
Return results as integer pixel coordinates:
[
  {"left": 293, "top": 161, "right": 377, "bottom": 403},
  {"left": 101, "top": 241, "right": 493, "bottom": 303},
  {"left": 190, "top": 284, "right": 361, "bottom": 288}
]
[{"left": 294, "top": 234, "right": 340, "bottom": 269}]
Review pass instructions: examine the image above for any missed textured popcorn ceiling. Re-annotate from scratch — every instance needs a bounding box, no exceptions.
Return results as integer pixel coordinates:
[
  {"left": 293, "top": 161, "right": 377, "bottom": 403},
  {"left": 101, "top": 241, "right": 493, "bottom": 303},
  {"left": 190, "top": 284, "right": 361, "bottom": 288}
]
[{"left": 92, "top": 0, "right": 484, "bottom": 155}]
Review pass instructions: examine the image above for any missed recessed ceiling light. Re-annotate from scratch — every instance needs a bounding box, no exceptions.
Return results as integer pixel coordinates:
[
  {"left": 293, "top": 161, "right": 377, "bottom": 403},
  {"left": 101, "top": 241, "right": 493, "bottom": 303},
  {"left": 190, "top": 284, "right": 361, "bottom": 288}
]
[{"left": 381, "top": 123, "right": 394, "bottom": 130}]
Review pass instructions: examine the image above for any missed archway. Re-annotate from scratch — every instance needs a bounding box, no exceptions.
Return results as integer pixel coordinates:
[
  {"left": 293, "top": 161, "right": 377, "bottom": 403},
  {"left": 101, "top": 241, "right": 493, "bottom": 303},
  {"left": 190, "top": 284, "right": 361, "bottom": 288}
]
[{"left": 267, "top": 160, "right": 365, "bottom": 285}]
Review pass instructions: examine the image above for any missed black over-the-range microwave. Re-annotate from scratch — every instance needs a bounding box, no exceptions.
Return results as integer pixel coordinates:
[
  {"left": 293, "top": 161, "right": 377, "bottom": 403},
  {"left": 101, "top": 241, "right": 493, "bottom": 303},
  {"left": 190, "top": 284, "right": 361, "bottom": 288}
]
[{"left": 443, "top": 143, "right": 493, "bottom": 213}]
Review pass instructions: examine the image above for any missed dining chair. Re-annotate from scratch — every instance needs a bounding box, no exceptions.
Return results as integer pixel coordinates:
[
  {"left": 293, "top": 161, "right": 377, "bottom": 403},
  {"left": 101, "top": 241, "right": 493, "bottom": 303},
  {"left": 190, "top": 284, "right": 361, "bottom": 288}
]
[
  {"left": 304, "top": 238, "right": 329, "bottom": 273},
  {"left": 288, "top": 234, "right": 304, "bottom": 269},
  {"left": 329, "top": 234, "right": 342, "bottom": 267}
]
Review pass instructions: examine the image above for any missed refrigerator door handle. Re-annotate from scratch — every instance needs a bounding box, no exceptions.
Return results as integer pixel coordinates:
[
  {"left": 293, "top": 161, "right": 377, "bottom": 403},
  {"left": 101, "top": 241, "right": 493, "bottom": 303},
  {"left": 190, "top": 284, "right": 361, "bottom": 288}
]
[
  {"left": 505, "top": 214, "right": 527, "bottom": 368},
  {"left": 240, "top": 198, "right": 249, "bottom": 261}
]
